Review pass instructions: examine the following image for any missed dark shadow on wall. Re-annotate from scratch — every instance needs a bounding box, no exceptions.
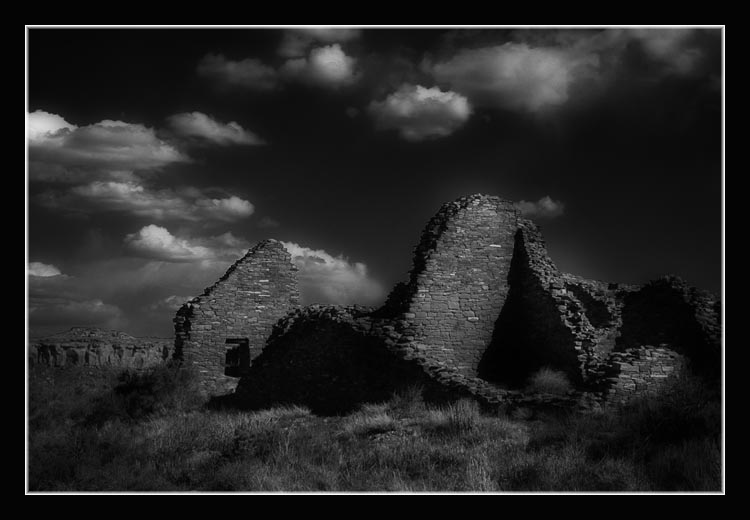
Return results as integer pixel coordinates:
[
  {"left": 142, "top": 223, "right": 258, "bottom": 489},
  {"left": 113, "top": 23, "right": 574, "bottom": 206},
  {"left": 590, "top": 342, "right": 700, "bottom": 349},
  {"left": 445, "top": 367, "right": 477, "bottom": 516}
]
[
  {"left": 478, "top": 230, "right": 581, "bottom": 388},
  {"left": 617, "top": 280, "right": 720, "bottom": 380},
  {"left": 233, "top": 314, "right": 429, "bottom": 415},
  {"left": 565, "top": 283, "right": 613, "bottom": 329}
]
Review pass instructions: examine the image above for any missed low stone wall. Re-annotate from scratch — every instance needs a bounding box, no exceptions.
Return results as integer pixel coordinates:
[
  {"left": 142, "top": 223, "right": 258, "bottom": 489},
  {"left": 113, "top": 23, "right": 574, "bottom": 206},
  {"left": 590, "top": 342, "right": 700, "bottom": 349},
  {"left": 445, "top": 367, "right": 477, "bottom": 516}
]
[
  {"left": 234, "top": 306, "right": 431, "bottom": 414},
  {"left": 29, "top": 327, "right": 171, "bottom": 370},
  {"left": 599, "top": 346, "right": 687, "bottom": 405}
]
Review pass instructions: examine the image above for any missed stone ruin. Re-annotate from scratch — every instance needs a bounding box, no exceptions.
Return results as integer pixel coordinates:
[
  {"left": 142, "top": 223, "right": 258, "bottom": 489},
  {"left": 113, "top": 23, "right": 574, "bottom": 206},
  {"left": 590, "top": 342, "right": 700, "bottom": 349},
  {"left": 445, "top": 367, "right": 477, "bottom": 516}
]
[{"left": 171, "top": 194, "right": 721, "bottom": 413}]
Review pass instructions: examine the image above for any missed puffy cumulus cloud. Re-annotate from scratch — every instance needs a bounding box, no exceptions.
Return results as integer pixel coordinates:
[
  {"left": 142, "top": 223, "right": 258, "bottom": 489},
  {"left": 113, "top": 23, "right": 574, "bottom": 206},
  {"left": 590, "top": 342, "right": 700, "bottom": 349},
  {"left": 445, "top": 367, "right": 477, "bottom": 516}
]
[
  {"left": 124, "top": 225, "right": 250, "bottom": 263},
  {"left": 29, "top": 298, "right": 126, "bottom": 336},
  {"left": 28, "top": 111, "right": 187, "bottom": 183},
  {"left": 124, "top": 225, "right": 214, "bottom": 262},
  {"left": 38, "top": 181, "right": 254, "bottom": 223},
  {"left": 282, "top": 242, "right": 386, "bottom": 306},
  {"left": 515, "top": 196, "right": 565, "bottom": 219},
  {"left": 166, "top": 111, "right": 265, "bottom": 146},
  {"left": 279, "top": 28, "right": 361, "bottom": 58},
  {"left": 368, "top": 84, "right": 472, "bottom": 141},
  {"left": 429, "top": 43, "right": 598, "bottom": 112},
  {"left": 196, "top": 53, "right": 278, "bottom": 90},
  {"left": 28, "top": 262, "right": 62, "bottom": 277},
  {"left": 281, "top": 44, "right": 358, "bottom": 88},
  {"left": 27, "top": 110, "right": 77, "bottom": 141}
]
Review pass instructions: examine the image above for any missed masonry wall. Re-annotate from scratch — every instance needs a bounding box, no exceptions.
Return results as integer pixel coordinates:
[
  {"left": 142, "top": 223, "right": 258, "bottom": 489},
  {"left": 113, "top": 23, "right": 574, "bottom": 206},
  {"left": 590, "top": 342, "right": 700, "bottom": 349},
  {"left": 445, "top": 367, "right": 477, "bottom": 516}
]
[
  {"left": 617, "top": 277, "right": 721, "bottom": 380},
  {"left": 174, "top": 239, "right": 299, "bottom": 396},
  {"left": 599, "top": 346, "right": 687, "bottom": 405},
  {"left": 384, "top": 195, "right": 520, "bottom": 377}
]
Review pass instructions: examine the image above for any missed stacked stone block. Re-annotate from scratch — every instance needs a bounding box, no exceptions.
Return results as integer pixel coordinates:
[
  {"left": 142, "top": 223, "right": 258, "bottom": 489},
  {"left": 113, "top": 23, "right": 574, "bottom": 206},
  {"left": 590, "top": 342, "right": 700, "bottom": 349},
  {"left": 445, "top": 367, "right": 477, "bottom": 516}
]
[
  {"left": 385, "top": 195, "right": 520, "bottom": 377},
  {"left": 173, "top": 239, "right": 299, "bottom": 396},
  {"left": 600, "top": 346, "right": 687, "bottom": 405}
]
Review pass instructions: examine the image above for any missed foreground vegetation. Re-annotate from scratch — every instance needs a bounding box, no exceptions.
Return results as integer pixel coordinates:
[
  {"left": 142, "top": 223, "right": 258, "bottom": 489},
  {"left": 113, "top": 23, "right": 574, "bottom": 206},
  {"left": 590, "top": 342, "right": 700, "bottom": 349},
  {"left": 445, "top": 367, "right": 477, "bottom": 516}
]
[{"left": 27, "top": 365, "right": 722, "bottom": 492}]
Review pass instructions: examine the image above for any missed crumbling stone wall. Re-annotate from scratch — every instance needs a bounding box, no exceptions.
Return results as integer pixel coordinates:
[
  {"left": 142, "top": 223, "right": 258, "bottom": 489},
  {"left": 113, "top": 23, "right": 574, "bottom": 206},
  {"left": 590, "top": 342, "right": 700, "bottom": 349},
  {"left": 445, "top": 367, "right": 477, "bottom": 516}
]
[
  {"left": 173, "top": 239, "right": 299, "bottom": 396},
  {"left": 599, "top": 346, "right": 687, "bottom": 405},
  {"left": 234, "top": 306, "right": 433, "bottom": 414},
  {"left": 617, "top": 277, "right": 721, "bottom": 380},
  {"left": 381, "top": 195, "right": 520, "bottom": 377},
  {"left": 29, "top": 327, "right": 170, "bottom": 369},
  {"left": 173, "top": 193, "right": 720, "bottom": 411}
]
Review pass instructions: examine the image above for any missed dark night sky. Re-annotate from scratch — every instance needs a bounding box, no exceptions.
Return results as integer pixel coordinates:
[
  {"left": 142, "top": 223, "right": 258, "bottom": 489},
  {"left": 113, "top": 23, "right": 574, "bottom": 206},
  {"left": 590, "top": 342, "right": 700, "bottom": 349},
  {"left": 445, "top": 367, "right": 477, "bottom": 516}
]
[{"left": 26, "top": 27, "right": 723, "bottom": 338}]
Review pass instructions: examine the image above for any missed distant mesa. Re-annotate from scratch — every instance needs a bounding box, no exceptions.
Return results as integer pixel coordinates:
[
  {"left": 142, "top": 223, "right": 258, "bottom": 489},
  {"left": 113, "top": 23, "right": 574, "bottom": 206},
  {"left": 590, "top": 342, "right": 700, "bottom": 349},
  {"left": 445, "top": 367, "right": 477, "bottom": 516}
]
[
  {"left": 30, "top": 194, "right": 721, "bottom": 413},
  {"left": 29, "top": 327, "right": 171, "bottom": 370}
]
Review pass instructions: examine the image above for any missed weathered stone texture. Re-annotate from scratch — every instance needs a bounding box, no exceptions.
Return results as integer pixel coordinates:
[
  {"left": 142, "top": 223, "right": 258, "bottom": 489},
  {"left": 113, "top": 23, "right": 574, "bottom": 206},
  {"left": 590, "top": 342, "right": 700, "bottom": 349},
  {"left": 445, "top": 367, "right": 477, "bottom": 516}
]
[
  {"left": 599, "top": 346, "right": 687, "bottom": 405},
  {"left": 173, "top": 239, "right": 299, "bottom": 396},
  {"left": 30, "top": 327, "right": 170, "bottom": 369},
  {"left": 383, "top": 195, "right": 520, "bottom": 377}
]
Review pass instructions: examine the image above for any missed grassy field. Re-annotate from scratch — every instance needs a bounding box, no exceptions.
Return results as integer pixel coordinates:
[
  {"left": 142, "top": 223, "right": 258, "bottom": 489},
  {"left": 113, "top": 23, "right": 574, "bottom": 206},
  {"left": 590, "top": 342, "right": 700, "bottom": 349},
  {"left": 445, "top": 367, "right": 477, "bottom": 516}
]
[{"left": 27, "top": 365, "right": 722, "bottom": 492}]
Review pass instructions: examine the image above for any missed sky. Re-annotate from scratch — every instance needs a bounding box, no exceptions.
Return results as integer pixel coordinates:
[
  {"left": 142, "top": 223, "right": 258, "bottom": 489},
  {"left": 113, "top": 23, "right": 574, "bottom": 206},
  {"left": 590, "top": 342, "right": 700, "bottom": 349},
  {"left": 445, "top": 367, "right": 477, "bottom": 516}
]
[{"left": 26, "top": 27, "right": 724, "bottom": 338}]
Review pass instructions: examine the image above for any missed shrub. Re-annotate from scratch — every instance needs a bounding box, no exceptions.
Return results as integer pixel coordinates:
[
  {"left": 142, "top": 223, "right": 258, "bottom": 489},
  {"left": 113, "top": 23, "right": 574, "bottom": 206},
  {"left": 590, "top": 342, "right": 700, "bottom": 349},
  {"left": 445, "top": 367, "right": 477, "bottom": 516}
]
[
  {"left": 422, "top": 399, "right": 482, "bottom": 436},
  {"left": 85, "top": 364, "right": 202, "bottom": 425},
  {"left": 526, "top": 368, "right": 572, "bottom": 396}
]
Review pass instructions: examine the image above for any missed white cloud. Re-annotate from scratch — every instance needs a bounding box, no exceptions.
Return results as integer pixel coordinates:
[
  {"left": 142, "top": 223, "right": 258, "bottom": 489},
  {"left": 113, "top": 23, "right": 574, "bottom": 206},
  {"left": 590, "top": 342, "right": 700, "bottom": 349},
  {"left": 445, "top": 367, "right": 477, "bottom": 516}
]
[
  {"left": 124, "top": 225, "right": 215, "bottom": 262},
  {"left": 368, "top": 84, "right": 472, "bottom": 141},
  {"left": 430, "top": 43, "right": 598, "bottom": 112},
  {"left": 166, "top": 111, "right": 265, "bottom": 146},
  {"left": 197, "top": 53, "right": 278, "bottom": 90},
  {"left": 428, "top": 29, "right": 710, "bottom": 114},
  {"left": 39, "top": 181, "right": 255, "bottom": 223},
  {"left": 28, "top": 262, "right": 62, "bottom": 277},
  {"left": 279, "top": 28, "right": 361, "bottom": 58},
  {"left": 282, "top": 241, "right": 386, "bottom": 306},
  {"left": 28, "top": 111, "right": 187, "bottom": 182},
  {"left": 124, "top": 225, "right": 250, "bottom": 263},
  {"left": 195, "top": 195, "right": 255, "bottom": 221},
  {"left": 27, "top": 110, "right": 77, "bottom": 141},
  {"left": 281, "top": 44, "right": 358, "bottom": 88},
  {"left": 515, "top": 196, "right": 565, "bottom": 219}
]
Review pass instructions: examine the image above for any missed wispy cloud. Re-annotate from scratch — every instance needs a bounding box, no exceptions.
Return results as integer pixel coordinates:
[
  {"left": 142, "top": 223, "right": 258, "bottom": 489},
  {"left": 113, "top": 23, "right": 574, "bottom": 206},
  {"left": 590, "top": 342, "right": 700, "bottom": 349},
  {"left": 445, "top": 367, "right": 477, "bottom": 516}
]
[
  {"left": 166, "top": 112, "right": 265, "bottom": 146},
  {"left": 515, "top": 196, "right": 565, "bottom": 219},
  {"left": 28, "top": 262, "right": 63, "bottom": 277},
  {"left": 196, "top": 53, "right": 278, "bottom": 90},
  {"left": 38, "top": 181, "right": 255, "bottom": 223}
]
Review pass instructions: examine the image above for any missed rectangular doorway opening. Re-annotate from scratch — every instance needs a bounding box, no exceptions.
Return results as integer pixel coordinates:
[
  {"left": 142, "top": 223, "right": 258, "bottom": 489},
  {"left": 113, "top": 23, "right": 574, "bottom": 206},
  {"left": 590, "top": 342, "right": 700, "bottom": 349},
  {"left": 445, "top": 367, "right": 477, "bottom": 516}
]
[{"left": 225, "top": 338, "right": 250, "bottom": 377}]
